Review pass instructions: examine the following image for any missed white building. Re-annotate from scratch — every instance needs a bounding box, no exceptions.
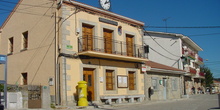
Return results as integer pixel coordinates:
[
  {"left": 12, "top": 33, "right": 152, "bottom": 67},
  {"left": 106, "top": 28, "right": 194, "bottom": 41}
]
[
  {"left": 143, "top": 31, "right": 183, "bottom": 69},
  {"left": 144, "top": 31, "right": 204, "bottom": 96}
]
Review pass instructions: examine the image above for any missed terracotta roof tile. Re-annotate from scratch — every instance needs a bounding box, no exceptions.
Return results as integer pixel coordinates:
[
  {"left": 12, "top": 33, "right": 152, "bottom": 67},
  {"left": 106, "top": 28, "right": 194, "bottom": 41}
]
[{"left": 146, "top": 61, "right": 185, "bottom": 72}]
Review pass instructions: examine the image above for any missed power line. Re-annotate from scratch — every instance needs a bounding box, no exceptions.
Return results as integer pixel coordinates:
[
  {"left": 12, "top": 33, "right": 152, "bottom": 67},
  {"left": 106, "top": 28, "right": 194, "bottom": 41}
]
[
  {"left": 205, "top": 63, "right": 220, "bottom": 65},
  {"left": 14, "top": 24, "right": 56, "bottom": 84},
  {"left": 144, "top": 30, "right": 181, "bottom": 58},
  {"left": 0, "top": 0, "right": 55, "bottom": 9},
  {"left": 0, "top": 11, "right": 9, "bottom": 14},
  {"left": 187, "top": 33, "right": 220, "bottom": 37},
  {"left": 30, "top": 35, "right": 55, "bottom": 84},
  {"left": 144, "top": 26, "right": 220, "bottom": 29},
  {"left": 0, "top": 0, "right": 57, "bottom": 19},
  {"left": 205, "top": 61, "right": 220, "bottom": 63},
  {"left": 149, "top": 46, "right": 179, "bottom": 61},
  {"left": 0, "top": 7, "right": 52, "bottom": 17},
  {"left": 13, "top": 5, "right": 56, "bottom": 84},
  {"left": 210, "top": 68, "right": 220, "bottom": 72},
  {"left": 0, "top": 2, "right": 15, "bottom": 8},
  {"left": 205, "top": 61, "right": 220, "bottom": 64}
]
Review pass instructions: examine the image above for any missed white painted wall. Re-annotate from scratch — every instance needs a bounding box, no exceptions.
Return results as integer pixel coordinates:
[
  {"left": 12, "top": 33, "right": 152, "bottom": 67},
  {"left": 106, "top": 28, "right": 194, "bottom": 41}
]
[{"left": 143, "top": 32, "right": 182, "bottom": 69}]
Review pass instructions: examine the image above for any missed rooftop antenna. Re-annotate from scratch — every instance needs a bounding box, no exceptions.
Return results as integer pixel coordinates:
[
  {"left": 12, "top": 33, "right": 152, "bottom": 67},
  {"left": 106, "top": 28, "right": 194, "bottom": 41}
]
[{"left": 163, "top": 17, "right": 170, "bottom": 32}]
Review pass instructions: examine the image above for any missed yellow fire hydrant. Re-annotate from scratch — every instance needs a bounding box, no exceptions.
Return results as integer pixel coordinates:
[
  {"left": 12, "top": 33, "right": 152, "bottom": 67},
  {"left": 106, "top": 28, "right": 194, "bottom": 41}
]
[{"left": 78, "top": 81, "right": 88, "bottom": 106}]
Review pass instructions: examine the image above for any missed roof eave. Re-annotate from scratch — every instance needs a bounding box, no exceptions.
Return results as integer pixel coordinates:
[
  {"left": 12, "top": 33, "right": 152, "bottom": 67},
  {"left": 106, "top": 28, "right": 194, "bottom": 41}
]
[
  {"left": 181, "top": 36, "right": 203, "bottom": 51},
  {"left": 63, "top": 0, "right": 144, "bottom": 26},
  {"left": 144, "top": 31, "right": 203, "bottom": 51},
  {"left": 144, "top": 31, "right": 182, "bottom": 37},
  {"left": 147, "top": 68, "right": 185, "bottom": 75},
  {"left": 1, "top": 0, "right": 23, "bottom": 29}
]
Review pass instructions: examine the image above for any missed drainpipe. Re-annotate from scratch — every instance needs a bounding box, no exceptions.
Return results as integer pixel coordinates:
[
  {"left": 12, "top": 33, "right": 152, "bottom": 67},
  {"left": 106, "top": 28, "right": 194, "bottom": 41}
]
[
  {"left": 144, "top": 71, "right": 148, "bottom": 101},
  {"left": 142, "top": 27, "right": 148, "bottom": 101}
]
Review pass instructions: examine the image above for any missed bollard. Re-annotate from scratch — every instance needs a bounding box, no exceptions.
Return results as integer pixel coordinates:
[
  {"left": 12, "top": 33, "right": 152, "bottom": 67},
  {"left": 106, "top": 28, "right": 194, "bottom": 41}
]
[{"left": 78, "top": 81, "right": 88, "bottom": 106}]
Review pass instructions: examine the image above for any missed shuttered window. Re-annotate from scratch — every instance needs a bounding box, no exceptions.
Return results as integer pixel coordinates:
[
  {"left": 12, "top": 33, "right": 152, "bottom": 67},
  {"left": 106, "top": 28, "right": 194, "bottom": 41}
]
[
  {"left": 128, "top": 71, "right": 136, "bottom": 90},
  {"left": 106, "top": 70, "right": 114, "bottom": 90}
]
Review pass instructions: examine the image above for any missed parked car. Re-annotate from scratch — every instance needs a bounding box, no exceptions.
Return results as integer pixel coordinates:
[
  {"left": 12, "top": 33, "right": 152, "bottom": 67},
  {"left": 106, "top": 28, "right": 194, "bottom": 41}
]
[{"left": 211, "top": 87, "right": 216, "bottom": 94}]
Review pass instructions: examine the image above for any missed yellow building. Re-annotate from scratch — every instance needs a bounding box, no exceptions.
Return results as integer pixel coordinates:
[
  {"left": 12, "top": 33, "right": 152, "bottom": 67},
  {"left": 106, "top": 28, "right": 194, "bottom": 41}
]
[{"left": 0, "top": 0, "right": 148, "bottom": 107}]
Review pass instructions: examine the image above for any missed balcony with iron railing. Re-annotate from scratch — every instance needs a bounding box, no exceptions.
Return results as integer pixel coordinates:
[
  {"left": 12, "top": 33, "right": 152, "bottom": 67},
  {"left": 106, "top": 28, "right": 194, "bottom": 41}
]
[
  {"left": 193, "top": 71, "right": 205, "bottom": 78},
  {"left": 183, "top": 48, "right": 196, "bottom": 59},
  {"left": 189, "top": 67, "right": 197, "bottom": 74},
  {"left": 199, "top": 72, "right": 205, "bottom": 77},
  {"left": 195, "top": 54, "right": 204, "bottom": 65},
  {"left": 184, "top": 66, "right": 197, "bottom": 75},
  {"left": 78, "top": 36, "right": 148, "bottom": 62}
]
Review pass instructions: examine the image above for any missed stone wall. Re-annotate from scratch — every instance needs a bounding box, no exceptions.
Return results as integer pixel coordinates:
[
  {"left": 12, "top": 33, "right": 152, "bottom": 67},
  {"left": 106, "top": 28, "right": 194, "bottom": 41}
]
[{"left": 146, "top": 72, "right": 181, "bottom": 101}]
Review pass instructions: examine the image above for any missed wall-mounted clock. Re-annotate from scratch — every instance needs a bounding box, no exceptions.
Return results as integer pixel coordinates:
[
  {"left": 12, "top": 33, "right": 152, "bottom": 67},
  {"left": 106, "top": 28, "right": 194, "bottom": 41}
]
[{"left": 99, "top": 0, "right": 111, "bottom": 10}]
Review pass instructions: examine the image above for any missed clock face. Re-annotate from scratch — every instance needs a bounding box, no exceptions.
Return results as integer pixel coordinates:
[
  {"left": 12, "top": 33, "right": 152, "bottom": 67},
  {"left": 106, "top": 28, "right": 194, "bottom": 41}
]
[{"left": 100, "top": 0, "right": 111, "bottom": 10}]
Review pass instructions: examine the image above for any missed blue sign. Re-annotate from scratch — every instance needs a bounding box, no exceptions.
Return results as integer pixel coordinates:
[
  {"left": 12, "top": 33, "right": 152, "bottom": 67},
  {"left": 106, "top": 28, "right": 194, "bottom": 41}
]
[
  {"left": 0, "top": 55, "right": 6, "bottom": 63},
  {"left": 0, "top": 56, "right": 6, "bottom": 61}
]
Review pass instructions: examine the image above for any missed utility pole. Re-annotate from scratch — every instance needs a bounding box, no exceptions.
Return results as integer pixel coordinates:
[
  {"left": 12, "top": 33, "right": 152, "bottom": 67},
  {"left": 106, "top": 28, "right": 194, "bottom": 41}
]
[{"left": 163, "top": 17, "right": 170, "bottom": 32}]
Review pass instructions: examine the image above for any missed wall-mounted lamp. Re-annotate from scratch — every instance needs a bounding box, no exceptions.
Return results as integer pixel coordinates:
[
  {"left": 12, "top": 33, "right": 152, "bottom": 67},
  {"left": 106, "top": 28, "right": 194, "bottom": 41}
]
[
  {"left": 49, "top": 77, "right": 54, "bottom": 86},
  {"left": 76, "top": 28, "right": 80, "bottom": 35}
]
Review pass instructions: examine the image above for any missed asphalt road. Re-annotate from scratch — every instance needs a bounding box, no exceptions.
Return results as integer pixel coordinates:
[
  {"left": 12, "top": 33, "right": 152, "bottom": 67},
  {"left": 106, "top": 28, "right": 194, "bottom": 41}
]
[
  {"left": 4, "top": 94, "right": 219, "bottom": 110},
  {"left": 99, "top": 94, "right": 219, "bottom": 110},
  {"left": 97, "top": 94, "right": 220, "bottom": 110}
]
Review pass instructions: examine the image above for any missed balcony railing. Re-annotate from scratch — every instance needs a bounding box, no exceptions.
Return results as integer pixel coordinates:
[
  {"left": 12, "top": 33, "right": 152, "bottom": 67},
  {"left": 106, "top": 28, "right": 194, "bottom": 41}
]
[
  {"left": 189, "top": 67, "right": 197, "bottom": 74},
  {"left": 183, "top": 48, "right": 196, "bottom": 59},
  {"left": 195, "top": 54, "right": 204, "bottom": 65},
  {"left": 199, "top": 72, "right": 205, "bottom": 76},
  {"left": 78, "top": 36, "right": 145, "bottom": 59},
  {"left": 198, "top": 56, "right": 203, "bottom": 62},
  {"left": 185, "top": 66, "right": 197, "bottom": 74}
]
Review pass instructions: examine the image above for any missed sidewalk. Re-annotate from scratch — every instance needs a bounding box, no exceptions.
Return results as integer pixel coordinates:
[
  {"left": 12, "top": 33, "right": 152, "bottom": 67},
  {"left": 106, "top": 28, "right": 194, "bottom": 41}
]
[{"left": 4, "top": 95, "right": 201, "bottom": 110}]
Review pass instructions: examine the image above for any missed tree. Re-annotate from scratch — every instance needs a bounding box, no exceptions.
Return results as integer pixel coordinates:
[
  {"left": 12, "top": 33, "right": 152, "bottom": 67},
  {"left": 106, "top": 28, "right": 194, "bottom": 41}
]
[
  {"left": 0, "top": 84, "right": 4, "bottom": 92},
  {"left": 200, "top": 65, "right": 214, "bottom": 87}
]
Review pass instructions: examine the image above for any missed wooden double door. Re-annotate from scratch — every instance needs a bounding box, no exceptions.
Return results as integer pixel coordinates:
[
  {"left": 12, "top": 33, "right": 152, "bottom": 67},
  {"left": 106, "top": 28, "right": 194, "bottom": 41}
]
[{"left": 83, "top": 68, "right": 95, "bottom": 101}]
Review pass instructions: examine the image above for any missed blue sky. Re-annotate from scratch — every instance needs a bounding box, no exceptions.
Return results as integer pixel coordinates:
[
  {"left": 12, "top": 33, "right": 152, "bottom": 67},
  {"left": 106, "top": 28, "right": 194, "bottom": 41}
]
[{"left": 0, "top": 0, "right": 220, "bottom": 77}]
